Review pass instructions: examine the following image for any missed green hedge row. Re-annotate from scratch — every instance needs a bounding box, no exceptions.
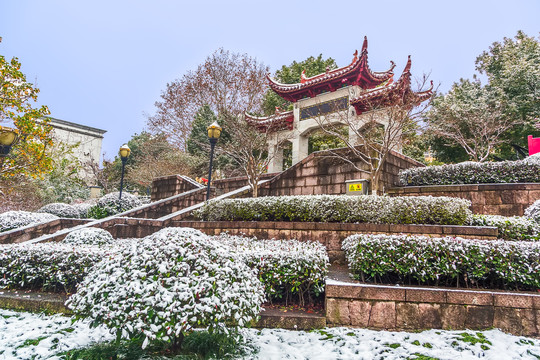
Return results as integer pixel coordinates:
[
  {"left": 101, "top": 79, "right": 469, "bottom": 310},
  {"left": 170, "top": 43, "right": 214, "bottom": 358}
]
[
  {"left": 342, "top": 234, "right": 540, "bottom": 290},
  {"left": 195, "top": 195, "right": 472, "bottom": 225},
  {"left": 399, "top": 157, "right": 540, "bottom": 186}
]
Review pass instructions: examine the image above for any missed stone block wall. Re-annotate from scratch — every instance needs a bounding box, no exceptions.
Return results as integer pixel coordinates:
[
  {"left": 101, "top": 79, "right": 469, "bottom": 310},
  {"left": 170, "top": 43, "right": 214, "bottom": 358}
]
[
  {"left": 0, "top": 219, "right": 91, "bottom": 244},
  {"left": 388, "top": 183, "right": 540, "bottom": 216},
  {"left": 129, "top": 188, "right": 208, "bottom": 219},
  {"left": 172, "top": 221, "right": 498, "bottom": 263},
  {"left": 259, "top": 149, "right": 423, "bottom": 197},
  {"left": 213, "top": 173, "right": 278, "bottom": 195},
  {"left": 151, "top": 175, "right": 202, "bottom": 201},
  {"left": 326, "top": 281, "right": 540, "bottom": 337},
  {"left": 151, "top": 148, "right": 423, "bottom": 201}
]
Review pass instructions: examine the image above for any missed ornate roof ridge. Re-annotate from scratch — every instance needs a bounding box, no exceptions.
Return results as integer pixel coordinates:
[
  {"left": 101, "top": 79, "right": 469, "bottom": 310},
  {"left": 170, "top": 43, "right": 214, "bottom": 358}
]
[
  {"left": 267, "top": 37, "right": 394, "bottom": 101},
  {"left": 350, "top": 56, "right": 433, "bottom": 112},
  {"left": 245, "top": 108, "right": 294, "bottom": 132}
]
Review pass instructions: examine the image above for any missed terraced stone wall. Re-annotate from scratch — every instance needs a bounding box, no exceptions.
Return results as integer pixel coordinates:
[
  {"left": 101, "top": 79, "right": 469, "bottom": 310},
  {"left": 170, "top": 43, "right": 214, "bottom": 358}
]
[
  {"left": 326, "top": 281, "right": 540, "bottom": 337},
  {"left": 388, "top": 183, "right": 540, "bottom": 216}
]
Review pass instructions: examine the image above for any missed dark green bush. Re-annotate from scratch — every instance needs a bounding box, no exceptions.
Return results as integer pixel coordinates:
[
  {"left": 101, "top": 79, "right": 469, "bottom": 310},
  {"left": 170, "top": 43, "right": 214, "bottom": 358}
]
[
  {"left": 400, "top": 158, "right": 540, "bottom": 186},
  {"left": 343, "top": 234, "right": 540, "bottom": 290},
  {"left": 195, "top": 195, "right": 472, "bottom": 225}
]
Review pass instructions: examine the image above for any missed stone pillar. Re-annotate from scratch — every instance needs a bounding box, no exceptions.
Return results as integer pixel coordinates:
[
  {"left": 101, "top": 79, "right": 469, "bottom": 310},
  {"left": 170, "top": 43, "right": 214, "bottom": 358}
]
[
  {"left": 291, "top": 135, "right": 309, "bottom": 165},
  {"left": 267, "top": 142, "right": 284, "bottom": 173},
  {"left": 348, "top": 126, "right": 360, "bottom": 146}
]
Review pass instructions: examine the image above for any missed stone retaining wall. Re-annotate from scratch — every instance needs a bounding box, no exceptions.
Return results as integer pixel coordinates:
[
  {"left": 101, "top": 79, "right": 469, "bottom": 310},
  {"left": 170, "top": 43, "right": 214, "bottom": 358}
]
[
  {"left": 259, "top": 149, "right": 422, "bottom": 197},
  {"left": 173, "top": 221, "right": 498, "bottom": 263},
  {"left": 0, "top": 219, "right": 91, "bottom": 244},
  {"left": 128, "top": 187, "right": 208, "bottom": 219},
  {"left": 151, "top": 175, "right": 201, "bottom": 201},
  {"left": 326, "top": 280, "right": 540, "bottom": 337},
  {"left": 151, "top": 148, "right": 423, "bottom": 201},
  {"left": 388, "top": 183, "right": 540, "bottom": 216}
]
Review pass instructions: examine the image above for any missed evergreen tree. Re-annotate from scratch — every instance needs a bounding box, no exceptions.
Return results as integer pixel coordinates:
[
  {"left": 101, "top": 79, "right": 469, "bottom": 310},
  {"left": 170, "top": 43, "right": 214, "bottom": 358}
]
[{"left": 262, "top": 55, "right": 337, "bottom": 115}]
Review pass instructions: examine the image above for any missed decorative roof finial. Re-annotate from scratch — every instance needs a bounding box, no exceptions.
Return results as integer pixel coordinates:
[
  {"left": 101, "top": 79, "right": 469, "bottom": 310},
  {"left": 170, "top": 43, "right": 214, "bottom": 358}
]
[
  {"left": 300, "top": 69, "right": 307, "bottom": 83},
  {"left": 403, "top": 55, "right": 412, "bottom": 73},
  {"left": 352, "top": 50, "right": 358, "bottom": 64},
  {"left": 361, "top": 36, "right": 368, "bottom": 53}
]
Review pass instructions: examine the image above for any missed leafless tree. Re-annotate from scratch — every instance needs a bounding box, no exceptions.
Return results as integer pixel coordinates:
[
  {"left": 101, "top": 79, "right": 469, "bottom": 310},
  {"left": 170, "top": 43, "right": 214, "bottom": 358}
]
[
  {"left": 217, "top": 113, "right": 290, "bottom": 197},
  {"left": 312, "top": 76, "right": 433, "bottom": 195},
  {"left": 146, "top": 49, "right": 269, "bottom": 150}
]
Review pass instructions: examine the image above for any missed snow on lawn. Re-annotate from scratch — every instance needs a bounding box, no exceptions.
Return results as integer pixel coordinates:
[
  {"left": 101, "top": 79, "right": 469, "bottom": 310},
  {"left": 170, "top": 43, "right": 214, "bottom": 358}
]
[
  {"left": 245, "top": 327, "right": 540, "bottom": 360},
  {"left": 0, "top": 309, "right": 113, "bottom": 359},
  {"left": 1, "top": 309, "right": 539, "bottom": 360}
]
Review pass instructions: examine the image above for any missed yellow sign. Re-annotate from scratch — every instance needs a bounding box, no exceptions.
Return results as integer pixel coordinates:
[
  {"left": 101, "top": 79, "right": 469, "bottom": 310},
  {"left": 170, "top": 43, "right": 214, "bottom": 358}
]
[{"left": 348, "top": 183, "right": 363, "bottom": 192}]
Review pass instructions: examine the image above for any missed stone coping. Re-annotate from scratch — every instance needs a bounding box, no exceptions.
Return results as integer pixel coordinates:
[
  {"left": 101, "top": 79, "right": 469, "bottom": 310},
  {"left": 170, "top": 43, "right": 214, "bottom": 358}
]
[
  {"left": 175, "top": 221, "right": 498, "bottom": 238},
  {"left": 388, "top": 183, "right": 540, "bottom": 193},
  {"left": 326, "top": 279, "right": 540, "bottom": 309}
]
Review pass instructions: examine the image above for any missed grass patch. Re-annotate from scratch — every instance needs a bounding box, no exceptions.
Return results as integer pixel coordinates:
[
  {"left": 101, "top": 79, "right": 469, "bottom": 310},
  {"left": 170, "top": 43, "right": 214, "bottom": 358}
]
[
  {"left": 59, "top": 330, "right": 251, "bottom": 360},
  {"left": 407, "top": 354, "right": 440, "bottom": 360},
  {"left": 16, "top": 336, "right": 48, "bottom": 348},
  {"left": 311, "top": 329, "right": 336, "bottom": 341},
  {"left": 455, "top": 332, "right": 492, "bottom": 350}
]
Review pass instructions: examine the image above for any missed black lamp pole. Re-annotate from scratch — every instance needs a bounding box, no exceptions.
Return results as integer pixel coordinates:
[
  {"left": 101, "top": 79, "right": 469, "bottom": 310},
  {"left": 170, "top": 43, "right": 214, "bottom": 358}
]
[
  {"left": 118, "top": 156, "right": 127, "bottom": 208},
  {"left": 206, "top": 137, "right": 217, "bottom": 201},
  {"left": 118, "top": 144, "right": 131, "bottom": 212}
]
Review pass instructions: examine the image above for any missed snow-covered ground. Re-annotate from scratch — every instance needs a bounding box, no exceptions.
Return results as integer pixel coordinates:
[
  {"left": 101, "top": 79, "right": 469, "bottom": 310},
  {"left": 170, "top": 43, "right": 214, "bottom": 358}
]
[{"left": 1, "top": 309, "right": 539, "bottom": 360}]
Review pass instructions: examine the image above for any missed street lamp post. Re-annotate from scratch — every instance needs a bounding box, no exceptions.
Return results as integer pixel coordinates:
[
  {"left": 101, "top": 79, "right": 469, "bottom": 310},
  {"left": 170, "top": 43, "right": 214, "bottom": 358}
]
[
  {"left": 0, "top": 126, "right": 20, "bottom": 161},
  {"left": 206, "top": 121, "right": 222, "bottom": 201},
  {"left": 118, "top": 144, "right": 131, "bottom": 211}
]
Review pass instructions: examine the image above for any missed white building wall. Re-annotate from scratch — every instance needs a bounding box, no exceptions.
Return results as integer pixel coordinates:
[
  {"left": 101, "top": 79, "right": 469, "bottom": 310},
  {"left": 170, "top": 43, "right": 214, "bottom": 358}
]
[{"left": 48, "top": 118, "right": 106, "bottom": 184}]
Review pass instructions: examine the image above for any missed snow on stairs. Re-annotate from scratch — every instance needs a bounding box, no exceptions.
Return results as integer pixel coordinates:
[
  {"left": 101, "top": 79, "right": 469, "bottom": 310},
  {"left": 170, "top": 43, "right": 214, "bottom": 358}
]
[{"left": 14, "top": 180, "right": 270, "bottom": 245}]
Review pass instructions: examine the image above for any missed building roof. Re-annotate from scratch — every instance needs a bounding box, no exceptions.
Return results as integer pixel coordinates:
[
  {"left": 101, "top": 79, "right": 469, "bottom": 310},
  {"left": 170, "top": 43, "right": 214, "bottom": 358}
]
[
  {"left": 47, "top": 117, "right": 107, "bottom": 138},
  {"left": 349, "top": 56, "right": 434, "bottom": 114},
  {"left": 267, "top": 37, "right": 395, "bottom": 103},
  {"left": 244, "top": 108, "right": 294, "bottom": 132}
]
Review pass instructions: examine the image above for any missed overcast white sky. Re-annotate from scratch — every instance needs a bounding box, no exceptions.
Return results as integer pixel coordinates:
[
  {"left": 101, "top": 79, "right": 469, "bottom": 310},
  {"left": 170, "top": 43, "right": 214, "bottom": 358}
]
[{"left": 1, "top": 0, "right": 538, "bottom": 161}]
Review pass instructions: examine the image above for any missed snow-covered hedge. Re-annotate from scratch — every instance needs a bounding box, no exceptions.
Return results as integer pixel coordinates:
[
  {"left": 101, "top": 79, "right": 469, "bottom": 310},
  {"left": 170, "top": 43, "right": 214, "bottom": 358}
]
[
  {"left": 72, "top": 202, "right": 94, "bottom": 219},
  {"left": 62, "top": 228, "right": 115, "bottom": 246},
  {"left": 87, "top": 192, "right": 142, "bottom": 219},
  {"left": 68, "top": 228, "right": 265, "bottom": 350},
  {"left": 38, "top": 203, "right": 80, "bottom": 219},
  {"left": 399, "top": 159, "right": 540, "bottom": 186},
  {"left": 342, "top": 234, "right": 540, "bottom": 290},
  {"left": 469, "top": 214, "right": 540, "bottom": 241},
  {"left": 525, "top": 200, "right": 540, "bottom": 224},
  {"left": 195, "top": 195, "right": 472, "bottom": 225},
  {"left": 212, "top": 234, "right": 329, "bottom": 306},
  {"left": 0, "top": 211, "right": 59, "bottom": 232},
  {"left": 0, "top": 242, "right": 105, "bottom": 293}
]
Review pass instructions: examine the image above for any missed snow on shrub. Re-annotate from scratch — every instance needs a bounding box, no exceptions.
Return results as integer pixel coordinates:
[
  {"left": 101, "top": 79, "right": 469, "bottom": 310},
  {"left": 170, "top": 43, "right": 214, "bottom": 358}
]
[
  {"left": 68, "top": 227, "right": 265, "bottom": 350},
  {"left": 195, "top": 195, "right": 472, "bottom": 226},
  {"left": 212, "top": 234, "right": 329, "bottom": 305},
  {"left": 87, "top": 192, "right": 142, "bottom": 219},
  {"left": 525, "top": 199, "right": 540, "bottom": 224},
  {"left": 342, "top": 234, "right": 540, "bottom": 290},
  {"left": 469, "top": 214, "right": 540, "bottom": 241},
  {"left": 72, "top": 202, "right": 94, "bottom": 219},
  {"left": 62, "top": 227, "right": 115, "bottom": 246},
  {"left": 0, "top": 242, "right": 106, "bottom": 293},
  {"left": 0, "top": 211, "right": 58, "bottom": 232},
  {"left": 399, "top": 159, "right": 540, "bottom": 186},
  {"left": 38, "top": 203, "right": 80, "bottom": 218}
]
